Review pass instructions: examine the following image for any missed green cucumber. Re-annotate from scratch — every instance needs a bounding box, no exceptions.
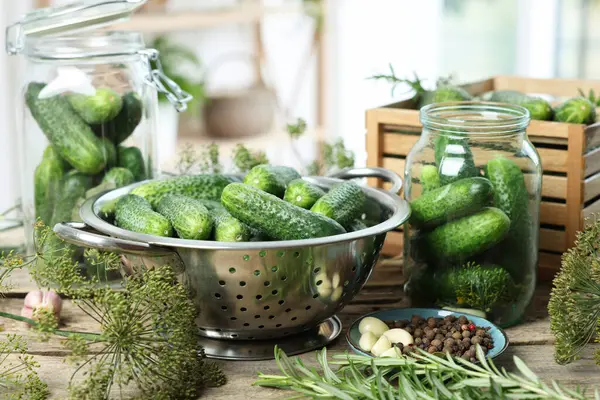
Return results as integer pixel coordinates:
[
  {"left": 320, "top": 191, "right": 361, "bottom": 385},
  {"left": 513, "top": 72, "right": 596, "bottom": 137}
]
[
  {"left": 100, "top": 138, "right": 117, "bottom": 168},
  {"left": 520, "top": 97, "right": 553, "bottom": 121},
  {"left": 489, "top": 90, "right": 527, "bottom": 104},
  {"left": 130, "top": 174, "right": 235, "bottom": 208},
  {"left": 26, "top": 82, "right": 106, "bottom": 174},
  {"left": 112, "top": 92, "right": 143, "bottom": 144},
  {"left": 420, "top": 165, "right": 441, "bottom": 193},
  {"left": 311, "top": 181, "right": 365, "bottom": 228},
  {"left": 554, "top": 96, "right": 596, "bottom": 124},
  {"left": 348, "top": 219, "right": 367, "bottom": 232},
  {"left": 426, "top": 207, "right": 510, "bottom": 262},
  {"left": 196, "top": 199, "right": 226, "bottom": 211},
  {"left": 243, "top": 165, "right": 301, "bottom": 197},
  {"left": 222, "top": 183, "right": 346, "bottom": 240},
  {"left": 409, "top": 177, "right": 493, "bottom": 228},
  {"left": 114, "top": 194, "right": 173, "bottom": 237},
  {"left": 50, "top": 171, "right": 94, "bottom": 226},
  {"left": 42, "top": 145, "right": 68, "bottom": 170},
  {"left": 34, "top": 156, "right": 65, "bottom": 225},
  {"left": 360, "top": 197, "right": 383, "bottom": 227},
  {"left": 283, "top": 179, "right": 325, "bottom": 209},
  {"left": 418, "top": 86, "right": 472, "bottom": 108},
  {"left": 117, "top": 146, "right": 147, "bottom": 181},
  {"left": 434, "top": 133, "right": 478, "bottom": 185},
  {"left": 213, "top": 209, "right": 252, "bottom": 242},
  {"left": 156, "top": 194, "right": 213, "bottom": 240},
  {"left": 68, "top": 87, "right": 123, "bottom": 124}
]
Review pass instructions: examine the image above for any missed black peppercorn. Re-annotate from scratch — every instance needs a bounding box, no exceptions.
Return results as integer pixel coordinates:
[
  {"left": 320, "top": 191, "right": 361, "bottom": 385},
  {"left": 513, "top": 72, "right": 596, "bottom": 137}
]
[
  {"left": 426, "top": 330, "right": 435, "bottom": 340},
  {"left": 471, "top": 337, "right": 482, "bottom": 345},
  {"left": 428, "top": 346, "right": 437, "bottom": 354},
  {"left": 422, "top": 338, "right": 431, "bottom": 346},
  {"left": 462, "top": 330, "right": 471, "bottom": 339},
  {"left": 427, "top": 317, "right": 436, "bottom": 328},
  {"left": 414, "top": 328, "right": 422, "bottom": 337},
  {"left": 452, "top": 332, "right": 462, "bottom": 340},
  {"left": 444, "top": 338, "right": 455, "bottom": 348}
]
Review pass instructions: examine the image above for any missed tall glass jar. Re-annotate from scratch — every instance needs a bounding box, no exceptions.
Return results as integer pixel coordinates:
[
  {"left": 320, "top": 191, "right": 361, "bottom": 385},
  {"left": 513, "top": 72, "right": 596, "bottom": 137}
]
[
  {"left": 403, "top": 102, "right": 541, "bottom": 327},
  {"left": 6, "top": 0, "right": 190, "bottom": 281}
]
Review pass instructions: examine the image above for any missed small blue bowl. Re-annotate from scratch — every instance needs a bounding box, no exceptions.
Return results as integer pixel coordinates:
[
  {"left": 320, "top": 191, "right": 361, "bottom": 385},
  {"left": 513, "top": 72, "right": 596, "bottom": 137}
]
[{"left": 347, "top": 308, "right": 509, "bottom": 359}]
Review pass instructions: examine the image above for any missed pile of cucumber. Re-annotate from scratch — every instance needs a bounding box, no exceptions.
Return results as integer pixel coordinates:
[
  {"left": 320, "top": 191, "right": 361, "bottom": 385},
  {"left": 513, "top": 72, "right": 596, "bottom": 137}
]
[
  {"left": 28, "top": 82, "right": 146, "bottom": 227},
  {"left": 481, "top": 89, "right": 597, "bottom": 124},
  {"left": 408, "top": 150, "right": 535, "bottom": 317},
  {"left": 112, "top": 164, "right": 371, "bottom": 242}
]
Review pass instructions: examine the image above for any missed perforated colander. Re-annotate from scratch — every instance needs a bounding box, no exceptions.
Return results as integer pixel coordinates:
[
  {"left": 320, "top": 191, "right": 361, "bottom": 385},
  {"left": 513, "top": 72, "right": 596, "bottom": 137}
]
[{"left": 54, "top": 168, "right": 410, "bottom": 343}]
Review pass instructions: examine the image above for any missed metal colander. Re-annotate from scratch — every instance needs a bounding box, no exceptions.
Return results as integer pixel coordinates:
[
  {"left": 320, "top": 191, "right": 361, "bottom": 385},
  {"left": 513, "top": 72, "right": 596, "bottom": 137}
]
[{"left": 54, "top": 168, "right": 410, "bottom": 342}]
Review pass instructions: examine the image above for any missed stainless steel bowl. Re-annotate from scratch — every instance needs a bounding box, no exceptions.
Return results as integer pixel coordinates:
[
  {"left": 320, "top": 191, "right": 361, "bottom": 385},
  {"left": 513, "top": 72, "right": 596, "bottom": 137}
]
[{"left": 54, "top": 168, "right": 410, "bottom": 341}]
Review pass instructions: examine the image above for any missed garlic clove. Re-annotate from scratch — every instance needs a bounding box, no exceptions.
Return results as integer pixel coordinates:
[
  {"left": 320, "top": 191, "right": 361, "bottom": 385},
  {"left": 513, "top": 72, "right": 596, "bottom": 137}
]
[
  {"left": 370, "top": 335, "right": 391, "bottom": 356},
  {"left": 358, "top": 316, "right": 389, "bottom": 336},
  {"left": 358, "top": 331, "right": 378, "bottom": 352},
  {"left": 331, "top": 286, "right": 343, "bottom": 302},
  {"left": 380, "top": 347, "right": 402, "bottom": 358},
  {"left": 383, "top": 328, "right": 414, "bottom": 346},
  {"left": 332, "top": 272, "right": 341, "bottom": 289}
]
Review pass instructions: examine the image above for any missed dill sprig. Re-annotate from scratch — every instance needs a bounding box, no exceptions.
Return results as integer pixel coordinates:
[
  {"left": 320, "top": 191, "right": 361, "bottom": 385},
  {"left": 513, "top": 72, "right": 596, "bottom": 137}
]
[
  {"left": 0, "top": 222, "right": 226, "bottom": 399},
  {"left": 256, "top": 345, "right": 596, "bottom": 399},
  {"left": 549, "top": 217, "right": 600, "bottom": 365},
  {"left": 0, "top": 334, "right": 49, "bottom": 400},
  {"left": 231, "top": 144, "right": 268, "bottom": 173}
]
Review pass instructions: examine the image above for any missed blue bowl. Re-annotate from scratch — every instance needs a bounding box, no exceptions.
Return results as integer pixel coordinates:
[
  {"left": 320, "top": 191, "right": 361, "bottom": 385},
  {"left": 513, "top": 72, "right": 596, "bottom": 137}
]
[{"left": 347, "top": 308, "right": 509, "bottom": 359}]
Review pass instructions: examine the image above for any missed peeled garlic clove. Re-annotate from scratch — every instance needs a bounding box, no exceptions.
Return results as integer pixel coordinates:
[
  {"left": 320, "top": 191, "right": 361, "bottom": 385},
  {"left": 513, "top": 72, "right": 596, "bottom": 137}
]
[
  {"left": 315, "top": 272, "right": 332, "bottom": 289},
  {"left": 383, "top": 328, "right": 414, "bottom": 346},
  {"left": 370, "top": 335, "right": 391, "bottom": 356},
  {"left": 332, "top": 272, "right": 341, "bottom": 289},
  {"left": 331, "top": 286, "right": 343, "bottom": 302},
  {"left": 358, "top": 331, "right": 378, "bottom": 352},
  {"left": 358, "top": 316, "right": 389, "bottom": 336},
  {"left": 380, "top": 347, "right": 402, "bottom": 358}
]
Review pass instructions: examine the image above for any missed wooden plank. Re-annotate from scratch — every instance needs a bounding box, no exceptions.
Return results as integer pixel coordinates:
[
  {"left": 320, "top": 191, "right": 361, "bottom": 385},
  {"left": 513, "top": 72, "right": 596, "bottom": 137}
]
[
  {"left": 382, "top": 133, "right": 420, "bottom": 156},
  {"left": 539, "top": 228, "right": 566, "bottom": 252},
  {"left": 371, "top": 108, "right": 420, "bottom": 128},
  {"left": 583, "top": 197, "right": 600, "bottom": 221},
  {"left": 382, "top": 230, "right": 403, "bottom": 256},
  {"left": 584, "top": 172, "right": 600, "bottom": 202},
  {"left": 540, "top": 202, "right": 567, "bottom": 226},
  {"left": 566, "top": 126, "right": 586, "bottom": 247},
  {"left": 527, "top": 121, "right": 572, "bottom": 141},
  {"left": 493, "top": 75, "right": 600, "bottom": 97},
  {"left": 382, "top": 157, "right": 405, "bottom": 176},
  {"left": 584, "top": 122, "right": 600, "bottom": 151},
  {"left": 584, "top": 147, "right": 600, "bottom": 177},
  {"left": 366, "top": 110, "right": 384, "bottom": 188},
  {"left": 538, "top": 252, "right": 562, "bottom": 281},
  {"left": 541, "top": 175, "right": 567, "bottom": 199},
  {"left": 460, "top": 78, "right": 495, "bottom": 94}
]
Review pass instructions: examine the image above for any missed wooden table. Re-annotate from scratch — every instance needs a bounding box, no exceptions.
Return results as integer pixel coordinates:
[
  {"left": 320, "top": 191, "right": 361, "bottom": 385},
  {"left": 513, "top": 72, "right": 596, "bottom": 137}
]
[{"left": 1, "top": 259, "right": 599, "bottom": 399}]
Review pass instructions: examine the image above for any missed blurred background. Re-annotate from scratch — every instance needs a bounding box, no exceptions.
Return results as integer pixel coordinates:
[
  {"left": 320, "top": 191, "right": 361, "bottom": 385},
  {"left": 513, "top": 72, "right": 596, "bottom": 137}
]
[{"left": 0, "top": 0, "right": 598, "bottom": 213}]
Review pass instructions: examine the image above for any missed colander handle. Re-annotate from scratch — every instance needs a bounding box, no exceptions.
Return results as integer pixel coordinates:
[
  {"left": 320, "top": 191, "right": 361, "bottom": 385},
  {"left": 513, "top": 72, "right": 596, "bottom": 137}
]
[
  {"left": 327, "top": 167, "right": 403, "bottom": 194},
  {"left": 53, "top": 222, "right": 174, "bottom": 257}
]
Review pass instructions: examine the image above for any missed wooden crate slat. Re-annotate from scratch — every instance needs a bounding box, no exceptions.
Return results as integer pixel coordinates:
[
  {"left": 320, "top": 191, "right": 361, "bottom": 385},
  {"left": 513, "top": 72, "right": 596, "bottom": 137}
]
[
  {"left": 540, "top": 202, "right": 567, "bottom": 225},
  {"left": 382, "top": 157, "right": 405, "bottom": 176},
  {"left": 584, "top": 147, "right": 600, "bottom": 177},
  {"left": 527, "top": 121, "right": 572, "bottom": 141},
  {"left": 382, "top": 231, "right": 403, "bottom": 256},
  {"left": 536, "top": 148, "right": 568, "bottom": 173},
  {"left": 382, "top": 133, "right": 419, "bottom": 155},
  {"left": 493, "top": 75, "right": 600, "bottom": 97},
  {"left": 584, "top": 123, "right": 600, "bottom": 151},
  {"left": 538, "top": 251, "right": 562, "bottom": 281},
  {"left": 584, "top": 171, "right": 600, "bottom": 202},
  {"left": 539, "top": 228, "right": 566, "bottom": 252},
  {"left": 541, "top": 175, "right": 567, "bottom": 199}
]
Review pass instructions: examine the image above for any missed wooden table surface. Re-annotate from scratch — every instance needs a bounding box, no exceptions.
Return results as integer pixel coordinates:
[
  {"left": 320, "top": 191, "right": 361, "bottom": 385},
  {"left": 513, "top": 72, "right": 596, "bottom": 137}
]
[{"left": 1, "top": 259, "right": 599, "bottom": 399}]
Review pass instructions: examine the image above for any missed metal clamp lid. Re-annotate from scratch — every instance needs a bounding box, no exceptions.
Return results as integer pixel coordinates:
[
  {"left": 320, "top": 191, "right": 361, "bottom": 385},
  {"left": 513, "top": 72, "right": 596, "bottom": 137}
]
[
  {"left": 6, "top": 0, "right": 146, "bottom": 55},
  {"left": 140, "top": 48, "right": 193, "bottom": 112}
]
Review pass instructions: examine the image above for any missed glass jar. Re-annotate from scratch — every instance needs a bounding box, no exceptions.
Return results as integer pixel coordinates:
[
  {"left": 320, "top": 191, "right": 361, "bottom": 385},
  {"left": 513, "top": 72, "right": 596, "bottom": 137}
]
[
  {"left": 403, "top": 102, "right": 541, "bottom": 327},
  {"left": 6, "top": 0, "right": 190, "bottom": 281}
]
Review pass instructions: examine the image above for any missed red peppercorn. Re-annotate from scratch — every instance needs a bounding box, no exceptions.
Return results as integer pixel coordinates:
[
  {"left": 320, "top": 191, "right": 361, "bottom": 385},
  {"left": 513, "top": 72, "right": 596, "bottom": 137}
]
[{"left": 468, "top": 323, "right": 476, "bottom": 331}]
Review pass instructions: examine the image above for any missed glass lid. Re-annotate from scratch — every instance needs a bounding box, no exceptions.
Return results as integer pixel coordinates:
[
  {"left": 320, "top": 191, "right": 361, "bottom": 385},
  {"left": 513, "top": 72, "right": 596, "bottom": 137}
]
[{"left": 6, "top": 0, "right": 146, "bottom": 55}]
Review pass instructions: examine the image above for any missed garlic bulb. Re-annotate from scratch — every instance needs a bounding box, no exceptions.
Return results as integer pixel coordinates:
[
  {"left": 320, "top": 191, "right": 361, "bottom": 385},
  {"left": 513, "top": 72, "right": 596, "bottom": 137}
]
[{"left": 23, "top": 290, "right": 62, "bottom": 317}]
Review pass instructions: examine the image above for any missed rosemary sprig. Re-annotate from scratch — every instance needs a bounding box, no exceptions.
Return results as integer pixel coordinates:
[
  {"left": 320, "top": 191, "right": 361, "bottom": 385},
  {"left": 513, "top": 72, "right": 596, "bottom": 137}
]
[{"left": 255, "top": 346, "right": 596, "bottom": 399}]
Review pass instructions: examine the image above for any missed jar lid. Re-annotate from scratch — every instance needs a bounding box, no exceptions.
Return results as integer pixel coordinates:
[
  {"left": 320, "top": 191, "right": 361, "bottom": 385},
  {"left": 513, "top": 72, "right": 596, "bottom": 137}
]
[{"left": 6, "top": 0, "right": 146, "bottom": 55}]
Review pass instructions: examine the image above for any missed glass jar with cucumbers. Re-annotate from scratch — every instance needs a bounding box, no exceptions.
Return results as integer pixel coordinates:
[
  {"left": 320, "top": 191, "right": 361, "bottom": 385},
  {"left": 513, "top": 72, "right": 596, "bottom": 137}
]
[
  {"left": 6, "top": 0, "right": 189, "bottom": 281},
  {"left": 403, "top": 102, "right": 542, "bottom": 327}
]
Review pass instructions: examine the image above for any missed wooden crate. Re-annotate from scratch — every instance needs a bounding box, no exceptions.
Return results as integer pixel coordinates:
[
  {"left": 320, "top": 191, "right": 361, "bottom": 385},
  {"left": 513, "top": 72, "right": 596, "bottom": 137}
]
[{"left": 367, "top": 75, "right": 600, "bottom": 281}]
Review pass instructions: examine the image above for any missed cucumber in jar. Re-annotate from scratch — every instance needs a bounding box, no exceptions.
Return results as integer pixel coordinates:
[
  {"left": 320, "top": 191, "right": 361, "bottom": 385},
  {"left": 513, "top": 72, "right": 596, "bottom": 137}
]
[
  {"left": 68, "top": 87, "right": 123, "bottom": 124},
  {"left": 433, "top": 132, "right": 479, "bottom": 185},
  {"left": 34, "top": 149, "right": 66, "bottom": 225}
]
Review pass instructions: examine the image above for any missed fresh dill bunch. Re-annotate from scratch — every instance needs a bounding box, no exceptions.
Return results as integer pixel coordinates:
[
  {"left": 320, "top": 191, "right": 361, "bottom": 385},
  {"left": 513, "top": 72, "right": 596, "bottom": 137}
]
[
  {"left": 369, "top": 64, "right": 425, "bottom": 98},
  {"left": 255, "top": 345, "right": 595, "bottom": 399},
  {"left": 175, "top": 143, "right": 223, "bottom": 175},
  {"left": 286, "top": 118, "right": 307, "bottom": 138},
  {"left": 0, "top": 334, "right": 49, "bottom": 400},
  {"left": 231, "top": 144, "right": 268, "bottom": 173},
  {"left": 66, "top": 266, "right": 226, "bottom": 399},
  {"left": 308, "top": 138, "right": 355, "bottom": 175},
  {"left": 549, "top": 217, "right": 600, "bottom": 365}
]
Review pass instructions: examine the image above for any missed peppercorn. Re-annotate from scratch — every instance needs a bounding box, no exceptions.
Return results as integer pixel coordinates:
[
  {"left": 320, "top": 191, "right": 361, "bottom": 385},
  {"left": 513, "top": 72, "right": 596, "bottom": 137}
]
[
  {"left": 462, "top": 337, "right": 471, "bottom": 347},
  {"left": 427, "top": 317, "right": 436, "bottom": 328},
  {"left": 414, "top": 337, "right": 422, "bottom": 346},
  {"left": 446, "top": 332, "right": 453, "bottom": 339},
  {"left": 462, "top": 330, "right": 471, "bottom": 339},
  {"left": 458, "top": 316, "right": 468, "bottom": 325},
  {"left": 468, "top": 323, "right": 476, "bottom": 331},
  {"left": 414, "top": 328, "right": 422, "bottom": 337},
  {"left": 460, "top": 324, "right": 469, "bottom": 331},
  {"left": 442, "top": 346, "right": 453, "bottom": 354},
  {"left": 426, "top": 330, "right": 435, "bottom": 340},
  {"left": 431, "top": 338, "right": 442, "bottom": 348},
  {"left": 444, "top": 338, "right": 455, "bottom": 348},
  {"left": 405, "top": 326, "right": 413, "bottom": 335},
  {"left": 435, "top": 333, "right": 445, "bottom": 341},
  {"left": 452, "top": 332, "right": 462, "bottom": 340},
  {"left": 412, "top": 315, "right": 422, "bottom": 326},
  {"left": 476, "top": 329, "right": 485, "bottom": 337},
  {"left": 471, "top": 336, "right": 482, "bottom": 345},
  {"left": 428, "top": 346, "right": 437, "bottom": 354},
  {"left": 461, "top": 353, "right": 470, "bottom": 360}
]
